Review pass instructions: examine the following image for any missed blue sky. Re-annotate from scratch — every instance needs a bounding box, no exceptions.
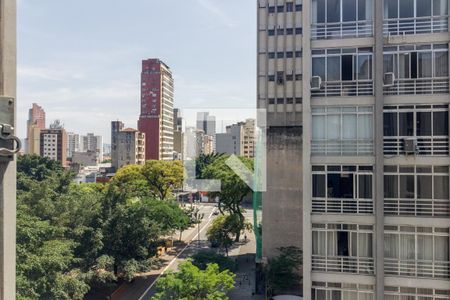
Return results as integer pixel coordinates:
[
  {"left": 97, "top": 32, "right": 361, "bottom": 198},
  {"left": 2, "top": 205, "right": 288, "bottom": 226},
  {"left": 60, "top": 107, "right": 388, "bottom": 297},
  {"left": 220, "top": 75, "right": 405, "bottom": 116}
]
[{"left": 17, "top": 0, "right": 256, "bottom": 142}]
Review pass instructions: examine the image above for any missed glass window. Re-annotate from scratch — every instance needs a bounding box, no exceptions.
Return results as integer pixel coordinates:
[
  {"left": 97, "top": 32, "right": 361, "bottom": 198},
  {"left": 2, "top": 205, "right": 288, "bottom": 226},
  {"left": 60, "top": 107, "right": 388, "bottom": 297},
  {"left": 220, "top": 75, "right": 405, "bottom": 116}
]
[
  {"left": 400, "top": 175, "right": 415, "bottom": 198},
  {"left": 384, "top": 112, "right": 398, "bottom": 136},
  {"left": 327, "top": 114, "right": 341, "bottom": 140},
  {"left": 327, "top": 56, "right": 341, "bottom": 81},
  {"left": 343, "top": 114, "right": 357, "bottom": 139},
  {"left": 434, "top": 51, "right": 449, "bottom": 77},
  {"left": 385, "top": 234, "right": 399, "bottom": 258},
  {"left": 358, "top": 114, "right": 373, "bottom": 140},
  {"left": 327, "top": 0, "right": 341, "bottom": 22},
  {"left": 286, "top": 2, "right": 294, "bottom": 12},
  {"left": 417, "top": 234, "right": 433, "bottom": 260},
  {"left": 313, "top": 174, "right": 326, "bottom": 197},
  {"left": 313, "top": 57, "right": 326, "bottom": 79},
  {"left": 418, "top": 52, "right": 432, "bottom": 78},
  {"left": 433, "top": 0, "right": 448, "bottom": 16},
  {"left": 417, "top": 112, "right": 432, "bottom": 136},
  {"left": 357, "top": 54, "right": 371, "bottom": 80},
  {"left": 417, "top": 175, "right": 432, "bottom": 199},
  {"left": 399, "top": 0, "right": 414, "bottom": 18},
  {"left": 384, "top": 175, "right": 398, "bottom": 198},
  {"left": 399, "top": 234, "right": 415, "bottom": 260},
  {"left": 359, "top": 175, "right": 372, "bottom": 198},
  {"left": 328, "top": 173, "right": 354, "bottom": 198},
  {"left": 358, "top": 0, "right": 372, "bottom": 20},
  {"left": 398, "top": 53, "right": 410, "bottom": 79},
  {"left": 384, "top": 54, "right": 397, "bottom": 74},
  {"left": 314, "top": 0, "right": 326, "bottom": 23},
  {"left": 399, "top": 112, "right": 414, "bottom": 136},
  {"left": 435, "top": 236, "right": 449, "bottom": 261},
  {"left": 343, "top": 0, "right": 357, "bottom": 21},
  {"left": 417, "top": 0, "right": 432, "bottom": 17},
  {"left": 433, "top": 111, "right": 448, "bottom": 135},
  {"left": 313, "top": 115, "right": 326, "bottom": 139},
  {"left": 385, "top": 0, "right": 399, "bottom": 18},
  {"left": 434, "top": 175, "right": 449, "bottom": 199}
]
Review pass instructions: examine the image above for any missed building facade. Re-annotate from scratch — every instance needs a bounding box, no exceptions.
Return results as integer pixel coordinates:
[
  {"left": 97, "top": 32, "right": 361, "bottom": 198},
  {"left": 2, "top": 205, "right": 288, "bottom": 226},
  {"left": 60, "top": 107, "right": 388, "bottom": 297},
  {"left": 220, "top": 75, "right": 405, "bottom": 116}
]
[
  {"left": 138, "top": 59, "right": 174, "bottom": 161},
  {"left": 26, "top": 103, "right": 45, "bottom": 155},
  {"left": 67, "top": 132, "right": 80, "bottom": 158},
  {"left": 80, "top": 133, "right": 103, "bottom": 162},
  {"left": 215, "top": 119, "right": 256, "bottom": 157},
  {"left": 173, "top": 108, "right": 184, "bottom": 160},
  {"left": 39, "top": 129, "right": 67, "bottom": 167},
  {"left": 257, "top": 0, "right": 450, "bottom": 299},
  {"left": 111, "top": 121, "right": 145, "bottom": 170}
]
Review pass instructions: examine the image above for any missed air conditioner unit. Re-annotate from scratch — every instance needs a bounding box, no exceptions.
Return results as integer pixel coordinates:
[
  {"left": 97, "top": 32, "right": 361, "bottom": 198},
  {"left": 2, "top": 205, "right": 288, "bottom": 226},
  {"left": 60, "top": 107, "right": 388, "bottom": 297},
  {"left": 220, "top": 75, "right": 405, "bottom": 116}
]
[
  {"left": 384, "top": 72, "right": 395, "bottom": 87},
  {"left": 403, "top": 137, "right": 417, "bottom": 154},
  {"left": 310, "top": 76, "right": 322, "bottom": 90}
]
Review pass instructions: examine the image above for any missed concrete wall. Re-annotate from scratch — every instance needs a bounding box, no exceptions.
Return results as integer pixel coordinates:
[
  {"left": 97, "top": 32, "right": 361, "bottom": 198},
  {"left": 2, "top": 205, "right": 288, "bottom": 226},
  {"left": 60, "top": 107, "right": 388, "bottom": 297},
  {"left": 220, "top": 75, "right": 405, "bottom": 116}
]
[{"left": 262, "top": 126, "right": 303, "bottom": 258}]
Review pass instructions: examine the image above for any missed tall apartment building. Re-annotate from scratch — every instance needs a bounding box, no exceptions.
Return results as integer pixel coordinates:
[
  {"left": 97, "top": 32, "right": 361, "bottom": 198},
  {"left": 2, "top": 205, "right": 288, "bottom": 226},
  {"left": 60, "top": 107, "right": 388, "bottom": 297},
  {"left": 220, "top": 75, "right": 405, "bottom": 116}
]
[
  {"left": 138, "top": 59, "right": 174, "bottom": 161},
  {"left": 111, "top": 121, "right": 145, "bottom": 170},
  {"left": 80, "top": 133, "right": 103, "bottom": 162},
  {"left": 67, "top": 132, "right": 80, "bottom": 158},
  {"left": 26, "top": 103, "right": 45, "bottom": 155},
  {"left": 40, "top": 128, "right": 67, "bottom": 167},
  {"left": 173, "top": 108, "right": 184, "bottom": 160},
  {"left": 257, "top": 0, "right": 450, "bottom": 299}
]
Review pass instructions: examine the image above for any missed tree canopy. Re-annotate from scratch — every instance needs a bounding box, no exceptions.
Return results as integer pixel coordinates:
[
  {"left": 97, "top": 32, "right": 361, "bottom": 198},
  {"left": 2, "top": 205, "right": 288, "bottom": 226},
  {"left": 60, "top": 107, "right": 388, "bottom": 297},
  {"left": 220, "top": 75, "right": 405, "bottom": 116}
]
[{"left": 152, "top": 261, "right": 235, "bottom": 300}]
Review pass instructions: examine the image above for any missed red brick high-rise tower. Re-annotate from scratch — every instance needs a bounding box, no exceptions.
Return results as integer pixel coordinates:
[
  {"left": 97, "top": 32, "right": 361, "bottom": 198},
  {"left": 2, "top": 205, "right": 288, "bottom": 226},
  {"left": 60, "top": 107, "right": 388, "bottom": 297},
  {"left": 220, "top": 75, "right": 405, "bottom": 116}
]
[{"left": 138, "top": 59, "right": 174, "bottom": 160}]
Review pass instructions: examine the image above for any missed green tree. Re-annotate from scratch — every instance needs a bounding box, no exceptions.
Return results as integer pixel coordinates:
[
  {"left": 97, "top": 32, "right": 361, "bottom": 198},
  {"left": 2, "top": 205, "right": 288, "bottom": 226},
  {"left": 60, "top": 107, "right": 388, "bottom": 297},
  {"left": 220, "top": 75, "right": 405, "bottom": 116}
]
[
  {"left": 192, "top": 251, "right": 235, "bottom": 272},
  {"left": 206, "top": 215, "right": 234, "bottom": 256},
  {"left": 203, "top": 156, "right": 253, "bottom": 241},
  {"left": 195, "top": 153, "right": 224, "bottom": 179},
  {"left": 152, "top": 261, "right": 235, "bottom": 300},
  {"left": 142, "top": 160, "right": 184, "bottom": 200},
  {"left": 265, "top": 246, "right": 303, "bottom": 295}
]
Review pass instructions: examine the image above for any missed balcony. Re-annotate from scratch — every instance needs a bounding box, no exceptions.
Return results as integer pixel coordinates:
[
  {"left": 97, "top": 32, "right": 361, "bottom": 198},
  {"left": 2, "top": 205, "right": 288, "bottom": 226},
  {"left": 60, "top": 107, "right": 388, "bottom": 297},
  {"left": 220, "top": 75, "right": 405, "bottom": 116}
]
[
  {"left": 311, "top": 139, "right": 373, "bottom": 156},
  {"left": 383, "top": 136, "right": 449, "bottom": 156},
  {"left": 383, "top": 78, "right": 449, "bottom": 95},
  {"left": 384, "top": 16, "right": 449, "bottom": 36},
  {"left": 385, "top": 258, "right": 450, "bottom": 279},
  {"left": 312, "top": 198, "right": 373, "bottom": 214},
  {"left": 384, "top": 198, "right": 450, "bottom": 217},
  {"left": 312, "top": 80, "right": 374, "bottom": 97},
  {"left": 312, "top": 255, "right": 374, "bottom": 275},
  {"left": 311, "top": 20, "right": 373, "bottom": 40}
]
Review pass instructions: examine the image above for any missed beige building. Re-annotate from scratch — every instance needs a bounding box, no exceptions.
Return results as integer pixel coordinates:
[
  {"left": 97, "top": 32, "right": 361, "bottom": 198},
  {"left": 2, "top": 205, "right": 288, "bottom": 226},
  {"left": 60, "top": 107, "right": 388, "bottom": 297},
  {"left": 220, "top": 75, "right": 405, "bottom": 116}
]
[
  {"left": 111, "top": 124, "right": 145, "bottom": 170},
  {"left": 215, "top": 119, "right": 256, "bottom": 158},
  {"left": 257, "top": 0, "right": 450, "bottom": 299},
  {"left": 241, "top": 118, "right": 256, "bottom": 158},
  {"left": 26, "top": 103, "right": 45, "bottom": 155}
]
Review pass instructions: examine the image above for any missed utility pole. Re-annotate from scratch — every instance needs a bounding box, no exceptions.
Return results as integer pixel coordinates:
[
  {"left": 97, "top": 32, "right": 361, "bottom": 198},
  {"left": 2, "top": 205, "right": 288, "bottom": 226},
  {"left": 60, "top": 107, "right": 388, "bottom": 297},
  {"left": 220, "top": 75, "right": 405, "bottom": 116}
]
[{"left": 0, "top": 1, "right": 17, "bottom": 299}]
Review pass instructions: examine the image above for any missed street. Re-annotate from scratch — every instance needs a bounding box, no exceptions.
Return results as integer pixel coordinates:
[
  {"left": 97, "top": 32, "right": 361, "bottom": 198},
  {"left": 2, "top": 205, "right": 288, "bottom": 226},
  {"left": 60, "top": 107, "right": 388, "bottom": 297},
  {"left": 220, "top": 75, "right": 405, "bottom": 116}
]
[{"left": 111, "top": 203, "right": 217, "bottom": 300}]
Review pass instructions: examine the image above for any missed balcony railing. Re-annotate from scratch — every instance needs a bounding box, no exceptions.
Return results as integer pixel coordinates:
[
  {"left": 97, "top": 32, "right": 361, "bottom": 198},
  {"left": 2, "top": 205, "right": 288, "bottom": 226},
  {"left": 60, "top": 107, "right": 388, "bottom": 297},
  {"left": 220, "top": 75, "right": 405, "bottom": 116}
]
[
  {"left": 385, "top": 198, "right": 450, "bottom": 217},
  {"left": 312, "top": 256, "right": 374, "bottom": 275},
  {"left": 383, "top": 78, "right": 449, "bottom": 95},
  {"left": 383, "top": 136, "right": 449, "bottom": 156},
  {"left": 312, "top": 139, "right": 374, "bottom": 156},
  {"left": 312, "top": 80, "right": 374, "bottom": 97},
  {"left": 311, "top": 20, "right": 373, "bottom": 40},
  {"left": 384, "top": 16, "right": 449, "bottom": 36},
  {"left": 312, "top": 198, "right": 373, "bottom": 214},
  {"left": 385, "top": 258, "right": 450, "bottom": 279}
]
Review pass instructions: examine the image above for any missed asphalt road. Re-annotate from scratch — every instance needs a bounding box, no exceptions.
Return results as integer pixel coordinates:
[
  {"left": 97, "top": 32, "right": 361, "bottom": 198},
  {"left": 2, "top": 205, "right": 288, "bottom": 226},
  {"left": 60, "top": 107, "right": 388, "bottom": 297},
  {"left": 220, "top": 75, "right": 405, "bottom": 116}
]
[{"left": 111, "top": 203, "right": 217, "bottom": 300}]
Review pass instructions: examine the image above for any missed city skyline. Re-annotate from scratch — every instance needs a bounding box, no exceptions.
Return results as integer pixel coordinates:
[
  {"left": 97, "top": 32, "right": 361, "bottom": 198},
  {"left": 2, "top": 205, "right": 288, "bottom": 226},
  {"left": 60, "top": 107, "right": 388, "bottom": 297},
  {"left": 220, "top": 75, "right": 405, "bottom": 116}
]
[{"left": 17, "top": 0, "right": 256, "bottom": 143}]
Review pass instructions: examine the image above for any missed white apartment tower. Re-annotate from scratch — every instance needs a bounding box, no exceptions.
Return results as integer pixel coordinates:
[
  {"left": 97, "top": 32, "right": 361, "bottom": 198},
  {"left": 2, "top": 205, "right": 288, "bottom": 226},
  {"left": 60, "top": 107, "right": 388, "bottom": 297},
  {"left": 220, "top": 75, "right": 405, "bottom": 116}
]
[{"left": 257, "top": 0, "right": 450, "bottom": 299}]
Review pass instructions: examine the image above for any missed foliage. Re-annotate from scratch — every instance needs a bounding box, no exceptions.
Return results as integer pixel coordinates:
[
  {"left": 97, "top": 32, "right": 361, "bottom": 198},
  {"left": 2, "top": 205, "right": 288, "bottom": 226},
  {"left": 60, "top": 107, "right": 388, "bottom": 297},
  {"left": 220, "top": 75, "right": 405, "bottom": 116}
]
[
  {"left": 195, "top": 153, "right": 224, "bottom": 179},
  {"left": 142, "top": 160, "right": 184, "bottom": 200},
  {"left": 16, "top": 155, "right": 191, "bottom": 299},
  {"left": 206, "top": 215, "right": 234, "bottom": 256},
  {"left": 265, "top": 247, "right": 303, "bottom": 294},
  {"left": 203, "top": 155, "right": 253, "bottom": 241},
  {"left": 152, "top": 261, "right": 235, "bottom": 300},
  {"left": 192, "top": 251, "right": 235, "bottom": 272}
]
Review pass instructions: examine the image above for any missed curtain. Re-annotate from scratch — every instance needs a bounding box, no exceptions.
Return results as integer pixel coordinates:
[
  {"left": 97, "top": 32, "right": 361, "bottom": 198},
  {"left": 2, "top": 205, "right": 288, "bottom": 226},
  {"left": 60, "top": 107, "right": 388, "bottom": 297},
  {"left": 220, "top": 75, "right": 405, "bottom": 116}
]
[
  {"left": 357, "top": 54, "right": 371, "bottom": 80},
  {"left": 342, "top": 291, "right": 358, "bottom": 300},
  {"left": 328, "top": 231, "right": 337, "bottom": 256},
  {"left": 313, "top": 115, "right": 326, "bottom": 140},
  {"left": 433, "top": 0, "right": 448, "bottom": 16},
  {"left": 359, "top": 233, "right": 373, "bottom": 257},
  {"left": 343, "top": 114, "right": 357, "bottom": 139},
  {"left": 417, "top": 234, "right": 433, "bottom": 260},
  {"left": 435, "top": 236, "right": 449, "bottom": 261},
  {"left": 359, "top": 0, "right": 373, "bottom": 20},
  {"left": 434, "top": 175, "right": 449, "bottom": 200},
  {"left": 327, "top": 0, "right": 341, "bottom": 22},
  {"left": 418, "top": 52, "right": 432, "bottom": 78},
  {"left": 399, "top": 234, "right": 415, "bottom": 260},
  {"left": 417, "top": 175, "right": 432, "bottom": 199},
  {"left": 327, "top": 115, "right": 341, "bottom": 140},
  {"left": 434, "top": 51, "right": 449, "bottom": 77},
  {"left": 359, "top": 292, "right": 374, "bottom": 300},
  {"left": 385, "top": 234, "right": 399, "bottom": 258},
  {"left": 385, "top": 0, "right": 398, "bottom": 19},
  {"left": 357, "top": 114, "right": 373, "bottom": 140},
  {"left": 398, "top": 53, "right": 410, "bottom": 78},
  {"left": 313, "top": 231, "right": 327, "bottom": 255}
]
